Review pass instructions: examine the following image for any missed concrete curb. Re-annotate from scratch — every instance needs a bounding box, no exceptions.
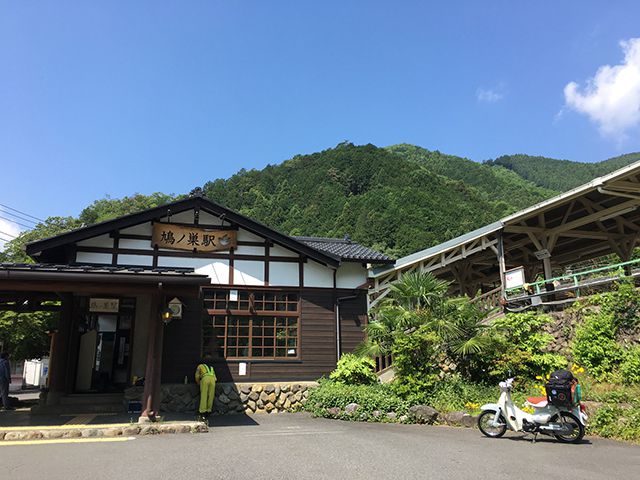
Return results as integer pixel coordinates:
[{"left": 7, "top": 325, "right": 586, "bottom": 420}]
[{"left": 0, "top": 421, "right": 208, "bottom": 441}]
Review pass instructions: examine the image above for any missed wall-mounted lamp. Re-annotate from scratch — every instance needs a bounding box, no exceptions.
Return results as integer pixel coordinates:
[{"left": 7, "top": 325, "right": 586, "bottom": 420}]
[{"left": 161, "top": 308, "right": 173, "bottom": 324}]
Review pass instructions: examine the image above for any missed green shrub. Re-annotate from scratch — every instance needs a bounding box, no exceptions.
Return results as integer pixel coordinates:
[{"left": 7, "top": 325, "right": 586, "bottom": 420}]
[
  {"left": 621, "top": 346, "right": 640, "bottom": 385},
  {"left": 572, "top": 312, "right": 624, "bottom": 380},
  {"left": 305, "top": 380, "right": 411, "bottom": 422},
  {"left": 389, "top": 326, "right": 442, "bottom": 397},
  {"left": 329, "top": 353, "right": 378, "bottom": 385},
  {"left": 482, "top": 312, "right": 566, "bottom": 381},
  {"left": 406, "top": 375, "right": 498, "bottom": 413},
  {"left": 590, "top": 403, "right": 640, "bottom": 443},
  {"left": 590, "top": 404, "right": 623, "bottom": 439},
  {"left": 593, "top": 279, "right": 640, "bottom": 332}
]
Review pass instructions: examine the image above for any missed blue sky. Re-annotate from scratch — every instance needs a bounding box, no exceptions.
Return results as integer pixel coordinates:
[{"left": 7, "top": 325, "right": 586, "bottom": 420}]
[{"left": 2, "top": 1, "right": 640, "bottom": 237}]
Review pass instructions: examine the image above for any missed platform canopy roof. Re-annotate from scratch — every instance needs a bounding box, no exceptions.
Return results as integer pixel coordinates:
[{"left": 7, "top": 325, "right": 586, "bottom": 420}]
[{"left": 370, "top": 159, "right": 640, "bottom": 307}]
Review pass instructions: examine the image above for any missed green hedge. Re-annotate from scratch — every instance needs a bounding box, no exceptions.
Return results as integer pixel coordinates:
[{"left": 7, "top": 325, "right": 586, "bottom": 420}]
[
  {"left": 305, "top": 380, "right": 411, "bottom": 422},
  {"left": 589, "top": 403, "right": 640, "bottom": 442}
]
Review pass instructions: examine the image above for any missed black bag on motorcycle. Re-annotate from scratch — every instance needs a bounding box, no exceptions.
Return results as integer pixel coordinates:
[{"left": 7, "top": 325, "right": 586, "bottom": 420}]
[{"left": 545, "top": 369, "right": 576, "bottom": 407}]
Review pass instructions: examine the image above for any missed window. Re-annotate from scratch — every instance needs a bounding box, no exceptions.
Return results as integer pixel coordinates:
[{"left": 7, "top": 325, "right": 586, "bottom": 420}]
[{"left": 202, "top": 290, "right": 300, "bottom": 360}]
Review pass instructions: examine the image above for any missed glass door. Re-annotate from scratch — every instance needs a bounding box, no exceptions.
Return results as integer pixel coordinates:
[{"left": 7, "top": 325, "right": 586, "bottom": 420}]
[{"left": 75, "top": 297, "right": 135, "bottom": 392}]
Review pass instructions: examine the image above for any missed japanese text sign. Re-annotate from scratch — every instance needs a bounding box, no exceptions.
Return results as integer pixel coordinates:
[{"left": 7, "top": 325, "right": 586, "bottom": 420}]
[
  {"left": 152, "top": 222, "right": 237, "bottom": 252},
  {"left": 89, "top": 298, "right": 120, "bottom": 313}
]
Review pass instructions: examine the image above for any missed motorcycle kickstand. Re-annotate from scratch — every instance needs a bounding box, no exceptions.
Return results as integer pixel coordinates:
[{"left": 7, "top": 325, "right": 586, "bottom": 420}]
[{"left": 531, "top": 432, "right": 538, "bottom": 444}]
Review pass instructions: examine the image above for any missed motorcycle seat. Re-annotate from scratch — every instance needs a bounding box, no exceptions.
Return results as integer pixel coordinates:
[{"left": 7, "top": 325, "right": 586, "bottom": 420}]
[{"left": 526, "top": 396, "right": 548, "bottom": 408}]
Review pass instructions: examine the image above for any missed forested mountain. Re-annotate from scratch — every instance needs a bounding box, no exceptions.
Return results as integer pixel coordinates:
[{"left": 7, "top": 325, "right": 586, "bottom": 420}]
[
  {"left": 488, "top": 152, "right": 640, "bottom": 192},
  {"left": 201, "top": 143, "right": 554, "bottom": 257},
  {"left": 385, "top": 144, "right": 556, "bottom": 209},
  {"left": 2, "top": 143, "right": 640, "bottom": 262}
]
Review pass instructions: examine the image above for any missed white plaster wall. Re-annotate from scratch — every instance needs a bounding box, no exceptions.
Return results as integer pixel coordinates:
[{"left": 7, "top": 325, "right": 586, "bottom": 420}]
[
  {"left": 120, "top": 222, "right": 153, "bottom": 235},
  {"left": 199, "top": 211, "right": 224, "bottom": 225},
  {"left": 270, "top": 244, "right": 299, "bottom": 257},
  {"left": 160, "top": 210, "right": 195, "bottom": 223},
  {"left": 118, "top": 238, "right": 153, "bottom": 250},
  {"left": 234, "top": 260, "right": 265, "bottom": 286},
  {"left": 196, "top": 261, "right": 230, "bottom": 285},
  {"left": 336, "top": 262, "right": 367, "bottom": 289},
  {"left": 157, "top": 257, "right": 214, "bottom": 269},
  {"left": 76, "top": 252, "right": 112, "bottom": 264},
  {"left": 157, "top": 256, "right": 230, "bottom": 284},
  {"left": 237, "top": 229, "right": 264, "bottom": 243},
  {"left": 117, "top": 254, "right": 154, "bottom": 267},
  {"left": 234, "top": 245, "right": 265, "bottom": 256},
  {"left": 270, "top": 262, "right": 299, "bottom": 287},
  {"left": 304, "top": 260, "right": 334, "bottom": 288},
  {"left": 76, "top": 234, "right": 113, "bottom": 248}
]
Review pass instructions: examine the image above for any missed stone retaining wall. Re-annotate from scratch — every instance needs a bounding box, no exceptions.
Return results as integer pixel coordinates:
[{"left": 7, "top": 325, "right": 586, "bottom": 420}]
[{"left": 124, "top": 382, "right": 317, "bottom": 414}]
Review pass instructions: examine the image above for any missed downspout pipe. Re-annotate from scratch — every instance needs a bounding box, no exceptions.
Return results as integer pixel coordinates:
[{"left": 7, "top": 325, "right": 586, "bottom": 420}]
[{"left": 335, "top": 294, "right": 358, "bottom": 362}]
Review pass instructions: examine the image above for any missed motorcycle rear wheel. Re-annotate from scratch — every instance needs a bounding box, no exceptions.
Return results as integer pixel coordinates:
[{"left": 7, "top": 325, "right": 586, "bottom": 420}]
[
  {"left": 478, "top": 410, "right": 507, "bottom": 438},
  {"left": 551, "top": 411, "right": 585, "bottom": 443}
]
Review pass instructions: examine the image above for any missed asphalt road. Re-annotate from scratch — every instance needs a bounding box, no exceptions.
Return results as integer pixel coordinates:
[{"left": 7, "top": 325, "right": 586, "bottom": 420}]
[{"left": 3, "top": 413, "right": 639, "bottom": 480}]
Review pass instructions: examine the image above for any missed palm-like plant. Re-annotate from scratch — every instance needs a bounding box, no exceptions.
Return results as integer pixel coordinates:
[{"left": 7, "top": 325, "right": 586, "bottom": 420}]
[{"left": 357, "top": 270, "right": 492, "bottom": 362}]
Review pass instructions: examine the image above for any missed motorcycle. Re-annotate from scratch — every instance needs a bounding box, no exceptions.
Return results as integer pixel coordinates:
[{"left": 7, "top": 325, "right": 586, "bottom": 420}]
[{"left": 477, "top": 377, "right": 587, "bottom": 443}]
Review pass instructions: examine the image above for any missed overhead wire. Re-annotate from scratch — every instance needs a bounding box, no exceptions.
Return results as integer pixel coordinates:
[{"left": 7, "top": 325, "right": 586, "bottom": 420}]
[
  {"left": 0, "top": 214, "right": 33, "bottom": 230},
  {"left": 0, "top": 208, "right": 38, "bottom": 225},
  {"left": 0, "top": 230, "right": 17, "bottom": 239},
  {"left": 0, "top": 203, "right": 44, "bottom": 222}
]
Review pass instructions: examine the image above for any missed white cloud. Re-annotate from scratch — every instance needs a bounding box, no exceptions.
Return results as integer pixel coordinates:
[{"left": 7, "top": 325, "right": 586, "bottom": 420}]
[
  {"left": 0, "top": 217, "right": 22, "bottom": 251},
  {"left": 564, "top": 38, "right": 640, "bottom": 140},
  {"left": 476, "top": 87, "right": 504, "bottom": 103}
]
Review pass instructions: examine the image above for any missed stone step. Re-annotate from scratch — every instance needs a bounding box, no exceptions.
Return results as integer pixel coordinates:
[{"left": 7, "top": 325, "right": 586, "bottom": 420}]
[{"left": 0, "top": 421, "right": 208, "bottom": 442}]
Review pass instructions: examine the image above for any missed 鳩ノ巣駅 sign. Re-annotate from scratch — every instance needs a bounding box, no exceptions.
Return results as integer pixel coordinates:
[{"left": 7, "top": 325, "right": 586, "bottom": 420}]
[{"left": 152, "top": 222, "right": 237, "bottom": 252}]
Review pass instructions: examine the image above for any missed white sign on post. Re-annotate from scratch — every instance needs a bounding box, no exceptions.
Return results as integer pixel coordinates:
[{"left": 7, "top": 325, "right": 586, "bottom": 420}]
[{"left": 504, "top": 267, "right": 525, "bottom": 289}]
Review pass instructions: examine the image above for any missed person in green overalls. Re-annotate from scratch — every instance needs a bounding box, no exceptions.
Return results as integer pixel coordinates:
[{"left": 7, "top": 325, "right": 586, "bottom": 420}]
[{"left": 195, "top": 355, "right": 216, "bottom": 420}]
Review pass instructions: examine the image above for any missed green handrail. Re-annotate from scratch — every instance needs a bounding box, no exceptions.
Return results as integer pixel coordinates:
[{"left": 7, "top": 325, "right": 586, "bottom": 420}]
[{"left": 505, "top": 257, "right": 640, "bottom": 296}]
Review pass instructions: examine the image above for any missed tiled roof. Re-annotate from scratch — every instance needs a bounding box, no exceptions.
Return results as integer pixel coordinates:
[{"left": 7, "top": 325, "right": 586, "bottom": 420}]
[
  {"left": 293, "top": 237, "right": 393, "bottom": 264},
  {"left": 0, "top": 263, "right": 206, "bottom": 278}
]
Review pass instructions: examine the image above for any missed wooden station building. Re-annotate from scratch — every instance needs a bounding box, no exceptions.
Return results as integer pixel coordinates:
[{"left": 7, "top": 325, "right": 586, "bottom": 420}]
[{"left": 0, "top": 196, "right": 392, "bottom": 418}]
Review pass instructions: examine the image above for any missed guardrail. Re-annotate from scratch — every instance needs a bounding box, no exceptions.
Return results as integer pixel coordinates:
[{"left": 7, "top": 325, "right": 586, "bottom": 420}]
[
  {"left": 505, "top": 257, "right": 640, "bottom": 302},
  {"left": 470, "top": 286, "right": 502, "bottom": 312}
]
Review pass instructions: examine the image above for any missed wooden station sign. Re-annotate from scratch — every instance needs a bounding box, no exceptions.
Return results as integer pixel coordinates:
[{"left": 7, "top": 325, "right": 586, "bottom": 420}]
[{"left": 152, "top": 222, "right": 237, "bottom": 253}]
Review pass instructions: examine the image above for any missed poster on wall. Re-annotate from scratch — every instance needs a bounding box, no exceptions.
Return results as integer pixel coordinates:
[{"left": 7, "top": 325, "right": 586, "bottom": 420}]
[
  {"left": 504, "top": 267, "right": 525, "bottom": 289},
  {"left": 152, "top": 222, "right": 237, "bottom": 253}
]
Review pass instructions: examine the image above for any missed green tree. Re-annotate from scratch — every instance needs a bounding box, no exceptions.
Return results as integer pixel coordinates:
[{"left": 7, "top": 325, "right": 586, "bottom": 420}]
[{"left": 0, "top": 310, "right": 58, "bottom": 360}]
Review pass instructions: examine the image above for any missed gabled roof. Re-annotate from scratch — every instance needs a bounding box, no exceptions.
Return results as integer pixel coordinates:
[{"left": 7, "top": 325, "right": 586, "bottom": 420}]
[
  {"left": 294, "top": 236, "right": 394, "bottom": 264},
  {"left": 501, "top": 157, "right": 640, "bottom": 226},
  {"left": 373, "top": 157, "right": 640, "bottom": 277},
  {"left": 26, "top": 196, "right": 342, "bottom": 267}
]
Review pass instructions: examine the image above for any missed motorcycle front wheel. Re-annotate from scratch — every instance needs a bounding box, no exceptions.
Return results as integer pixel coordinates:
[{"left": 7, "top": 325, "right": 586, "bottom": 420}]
[
  {"left": 477, "top": 410, "right": 507, "bottom": 438},
  {"left": 551, "top": 411, "right": 585, "bottom": 443}
]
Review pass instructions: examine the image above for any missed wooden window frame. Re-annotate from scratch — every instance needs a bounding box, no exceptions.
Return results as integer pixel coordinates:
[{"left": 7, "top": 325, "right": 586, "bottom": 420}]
[{"left": 203, "top": 289, "right": 301, "bottom": 361}]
